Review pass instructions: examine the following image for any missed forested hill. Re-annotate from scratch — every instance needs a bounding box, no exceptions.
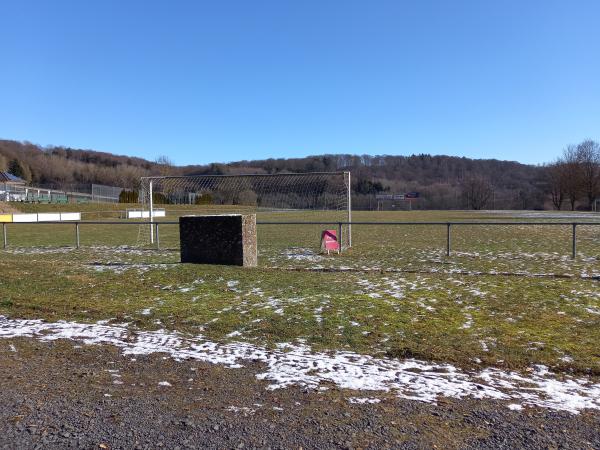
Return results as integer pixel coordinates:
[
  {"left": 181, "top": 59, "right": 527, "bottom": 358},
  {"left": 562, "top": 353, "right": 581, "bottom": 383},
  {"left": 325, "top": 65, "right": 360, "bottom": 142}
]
[
  {"left": 0, "top": 139, "right": 547, "bottom": 209},
  {"left": 0, "top": 139, "right": 154, "bottom": 189},
  {"left": 209, "top": 155, "right": 546, "bottom": 209}
]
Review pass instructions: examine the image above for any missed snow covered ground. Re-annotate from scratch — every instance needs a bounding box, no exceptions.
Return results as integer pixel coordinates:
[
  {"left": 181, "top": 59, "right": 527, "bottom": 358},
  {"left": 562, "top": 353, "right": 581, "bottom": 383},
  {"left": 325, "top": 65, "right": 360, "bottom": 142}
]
[
  {"left": 1, "top": 316, "right": 599, "bottom": 415},
  {"left": 483, "top": 210, "right": 600, "bottom": 219}
]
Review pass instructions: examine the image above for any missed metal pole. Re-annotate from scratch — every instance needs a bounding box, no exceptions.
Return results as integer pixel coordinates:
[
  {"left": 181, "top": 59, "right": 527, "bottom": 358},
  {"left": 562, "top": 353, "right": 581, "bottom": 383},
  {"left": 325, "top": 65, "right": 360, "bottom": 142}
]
[
  {"left": 2, "top": 223, "right": 6, "bottom": 249},
  {"left": 347, "top": 171, "right": 352, "bottom": 249},
  {"left": 446, "top": 223, "right": 451, "bottom": 256},
  {"left": 338, "top": 222, "right": 343, "bottom": 254},
  {"left": 155, "top": 223, "right": 160, "bottom": 249},
  {"left": 149, "top": 180, "right": 154, "bottom": 244},
  {"left": 76, "top": 223, "right": 80, "bottom": 249},
  {"left": 572, "top": 223, "right": 577, "bottom": 259}
]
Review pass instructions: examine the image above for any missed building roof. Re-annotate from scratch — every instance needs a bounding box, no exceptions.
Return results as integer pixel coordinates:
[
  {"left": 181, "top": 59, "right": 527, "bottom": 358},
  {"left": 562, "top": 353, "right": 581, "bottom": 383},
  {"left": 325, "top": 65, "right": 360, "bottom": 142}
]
[{"left": 0, "top": 172, "right": 25, "bottom": 183}]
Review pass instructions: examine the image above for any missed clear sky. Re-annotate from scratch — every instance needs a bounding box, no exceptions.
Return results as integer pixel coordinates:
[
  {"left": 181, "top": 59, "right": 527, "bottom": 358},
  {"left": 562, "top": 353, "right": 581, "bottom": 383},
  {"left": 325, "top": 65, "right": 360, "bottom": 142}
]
[{"left": 0, "top": 0, "right": 598, "bottom": 166}]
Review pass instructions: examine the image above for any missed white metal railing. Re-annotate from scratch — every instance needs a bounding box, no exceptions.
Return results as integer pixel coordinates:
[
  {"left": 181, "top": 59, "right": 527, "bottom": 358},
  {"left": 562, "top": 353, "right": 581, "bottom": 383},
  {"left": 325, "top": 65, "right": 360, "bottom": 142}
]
[{"left": 0, "top": 183, "right": 123, "bottom": 203}]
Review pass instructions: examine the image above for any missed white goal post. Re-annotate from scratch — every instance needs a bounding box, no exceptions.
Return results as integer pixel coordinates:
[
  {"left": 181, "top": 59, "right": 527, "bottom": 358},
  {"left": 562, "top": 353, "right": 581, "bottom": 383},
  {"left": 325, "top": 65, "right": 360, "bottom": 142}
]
[{"left": 138, "top": 172, "right": 352, "bottom": 249}]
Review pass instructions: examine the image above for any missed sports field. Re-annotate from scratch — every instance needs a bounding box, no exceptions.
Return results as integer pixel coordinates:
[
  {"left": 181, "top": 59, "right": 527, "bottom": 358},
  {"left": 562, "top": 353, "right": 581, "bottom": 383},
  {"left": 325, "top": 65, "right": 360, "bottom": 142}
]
[{"left": 1, "top": 203, "right": 600, "bottom": 415}]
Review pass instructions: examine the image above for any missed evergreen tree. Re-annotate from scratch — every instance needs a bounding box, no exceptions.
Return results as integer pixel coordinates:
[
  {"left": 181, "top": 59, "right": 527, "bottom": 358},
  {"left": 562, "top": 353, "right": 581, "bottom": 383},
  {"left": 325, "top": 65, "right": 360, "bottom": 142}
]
[{"left": 8, "top": 159, "right": 25, "bottom": 179}]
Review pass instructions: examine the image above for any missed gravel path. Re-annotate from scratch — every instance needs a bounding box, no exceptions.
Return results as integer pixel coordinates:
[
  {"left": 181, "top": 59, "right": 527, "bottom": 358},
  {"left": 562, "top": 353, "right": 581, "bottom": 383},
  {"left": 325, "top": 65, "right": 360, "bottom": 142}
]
[{"left": 1, "top": 338, "right": 599, "bottom": 449}]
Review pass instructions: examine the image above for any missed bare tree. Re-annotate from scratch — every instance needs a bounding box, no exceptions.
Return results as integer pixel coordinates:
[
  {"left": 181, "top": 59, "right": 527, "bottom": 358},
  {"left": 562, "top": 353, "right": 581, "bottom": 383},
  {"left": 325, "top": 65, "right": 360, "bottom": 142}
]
[
  {"left": 155, "top": 155, "right": 174, "bottom": 176},
  {"left": 576, "top": 140, "right": 600, "bottom": 209},
  {"left": 461, "top": 175, "right": 493, "bottom": 210},
  {"left": 562, "top": 145, "right": 583, "bottom": 211},
  {"left": 545, "top": 159, "right": 567, "bottom": 210}
]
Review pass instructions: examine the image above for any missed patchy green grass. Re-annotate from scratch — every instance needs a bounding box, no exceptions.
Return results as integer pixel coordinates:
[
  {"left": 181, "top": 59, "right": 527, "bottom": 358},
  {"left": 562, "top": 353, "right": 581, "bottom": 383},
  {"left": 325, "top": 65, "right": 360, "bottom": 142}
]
[{"left": 1, "top": 205, "right": 600, "bottom": 376}]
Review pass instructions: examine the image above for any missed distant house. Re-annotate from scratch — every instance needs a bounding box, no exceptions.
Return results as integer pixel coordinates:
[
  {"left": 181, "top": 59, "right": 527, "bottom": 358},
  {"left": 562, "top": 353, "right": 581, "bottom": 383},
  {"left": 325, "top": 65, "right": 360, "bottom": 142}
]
[
  {"left": 0, "top": 171, "right": 26, "bottom": 186},
  {"left": 0, "top": 172, "right": 26, "bottom": 201}
]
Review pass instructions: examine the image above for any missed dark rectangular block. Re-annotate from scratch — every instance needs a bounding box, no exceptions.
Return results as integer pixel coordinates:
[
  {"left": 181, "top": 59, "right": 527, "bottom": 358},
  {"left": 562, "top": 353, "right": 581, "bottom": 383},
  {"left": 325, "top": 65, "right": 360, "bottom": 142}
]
[{"left": 179, "top": 214, "right": 257, "bottom": 267}]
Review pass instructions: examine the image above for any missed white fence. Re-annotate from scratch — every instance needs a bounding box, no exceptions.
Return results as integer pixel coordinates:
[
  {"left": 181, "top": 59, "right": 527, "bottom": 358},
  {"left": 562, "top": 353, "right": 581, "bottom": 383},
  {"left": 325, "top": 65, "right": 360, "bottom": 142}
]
[
  {"left": 4, "top": 213, "right": 81, "bottom": 223},
  {"left": 126, "top": 209, "right": 166, "bottom": 219}
]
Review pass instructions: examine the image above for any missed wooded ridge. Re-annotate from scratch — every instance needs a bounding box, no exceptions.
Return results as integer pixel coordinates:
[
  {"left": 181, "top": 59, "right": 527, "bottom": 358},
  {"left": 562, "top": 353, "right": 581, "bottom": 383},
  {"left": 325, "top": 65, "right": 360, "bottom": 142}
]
[{"left": 2, "top": 138, "right": 595, "bottom": 210}]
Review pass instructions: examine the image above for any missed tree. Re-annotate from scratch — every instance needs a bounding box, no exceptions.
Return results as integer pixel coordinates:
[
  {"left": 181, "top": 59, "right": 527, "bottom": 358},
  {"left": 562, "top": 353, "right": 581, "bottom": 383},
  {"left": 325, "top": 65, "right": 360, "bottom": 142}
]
[
  {"left": 155, "top": 155, "right": 174, "bottom": 176},
  {"left": 545, "top": 160, "right": 567, "bottom": 210},
  {"left": 207, "top": 163, "right": 226, "bottom": 175},
  {"left": 562, "top": 145, "right": 583, "bottom": 211},
  {"left": 7, "top": 158, "right": 31, "bottom": 181},
  {"left": 152, "top": 192, "right": 170, "bottom": 204},
  {"left": 118, "top": 190, "right": 139, "bottom": 203},
  {"left": 355, "top": 178, "right": 388, "bottom": 195},
  {"left": 194, "top": 193, "right": 213, "bottom": 205},
  {"left": 461, "top": 175, "right": 493, "bottom": 210},
  {"left": 576, "top": 139, "right": 600, "bottom": 209}
]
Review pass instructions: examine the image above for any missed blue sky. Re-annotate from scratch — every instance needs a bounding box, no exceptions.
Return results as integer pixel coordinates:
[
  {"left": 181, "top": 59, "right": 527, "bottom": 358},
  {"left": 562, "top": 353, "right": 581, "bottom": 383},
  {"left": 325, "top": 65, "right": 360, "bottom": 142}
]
[{"left": 0, "top": 0, "right": 598, "bottom": 166}]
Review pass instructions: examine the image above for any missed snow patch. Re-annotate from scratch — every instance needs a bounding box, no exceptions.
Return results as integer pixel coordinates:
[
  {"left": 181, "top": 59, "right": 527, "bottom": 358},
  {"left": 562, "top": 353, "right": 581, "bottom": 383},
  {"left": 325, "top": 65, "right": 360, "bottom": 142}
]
[
  {"left": 348, "top": 397, "right": 381, "bottom": 404},
  {"left": 226, "top": 406, "right": 256, "bottom": 415},
  {"left": 282, "top": 248, "right": 324, "bottom": 262},
  {"left": 1, "top": 316, "right": 599, "bottom": 415},
  {"left": 226, "top": 331, "right": 242, "bottom": 338}
]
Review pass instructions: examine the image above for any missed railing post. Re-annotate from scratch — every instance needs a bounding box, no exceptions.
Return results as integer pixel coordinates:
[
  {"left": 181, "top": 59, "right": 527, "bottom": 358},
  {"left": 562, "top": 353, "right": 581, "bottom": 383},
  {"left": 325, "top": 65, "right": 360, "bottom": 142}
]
[
  {"left": 76, "top": 223, "right": 80, "bottom": 249},
  {"left": 572, "top": 223, "right": 577, "bottom": 259},
  {"left": 446, "top": 223, "right": 451, "bottom": 256},
  {"left": 149, "top": 180, "right": 154, "bottom": 244},
  {"left": 347, "top": 171, "right": 352, "bottom": 248},
  {"left": 338, "top": 222, "right": 343, "bottom": 254},
  {"left": 2, "top": 223, "right": 6, "bottom": 249},
  {"left": 155, "top": 223, "right": 160, "bottom": 249}
]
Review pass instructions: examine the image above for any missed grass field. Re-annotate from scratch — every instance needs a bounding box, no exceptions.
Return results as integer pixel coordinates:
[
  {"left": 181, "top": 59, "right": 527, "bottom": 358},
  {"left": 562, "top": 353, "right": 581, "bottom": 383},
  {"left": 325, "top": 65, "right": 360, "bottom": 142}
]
[{"left": 1, "top": 203, "right": 600, "bottom": 379}]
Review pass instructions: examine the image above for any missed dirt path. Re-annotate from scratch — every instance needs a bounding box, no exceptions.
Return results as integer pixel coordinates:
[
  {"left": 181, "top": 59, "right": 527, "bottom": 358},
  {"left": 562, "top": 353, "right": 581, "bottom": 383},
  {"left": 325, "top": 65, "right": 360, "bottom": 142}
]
[{"left": 0, "top": 338, "right": 598, "bottom": 449}]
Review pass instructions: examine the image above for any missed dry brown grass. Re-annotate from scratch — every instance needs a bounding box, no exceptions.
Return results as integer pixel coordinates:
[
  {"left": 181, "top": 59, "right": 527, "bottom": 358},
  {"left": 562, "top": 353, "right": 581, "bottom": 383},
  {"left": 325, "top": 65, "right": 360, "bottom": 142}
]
[{"left": 0, "top": 202, "right": 19, "bottom": 214}]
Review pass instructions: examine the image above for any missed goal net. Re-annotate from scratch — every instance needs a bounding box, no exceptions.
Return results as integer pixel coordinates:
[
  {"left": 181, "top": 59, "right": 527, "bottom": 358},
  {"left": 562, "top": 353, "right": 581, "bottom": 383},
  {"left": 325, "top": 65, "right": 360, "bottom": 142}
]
[{"left": 137, "top": 172, "right": 352, "bottom": 250}]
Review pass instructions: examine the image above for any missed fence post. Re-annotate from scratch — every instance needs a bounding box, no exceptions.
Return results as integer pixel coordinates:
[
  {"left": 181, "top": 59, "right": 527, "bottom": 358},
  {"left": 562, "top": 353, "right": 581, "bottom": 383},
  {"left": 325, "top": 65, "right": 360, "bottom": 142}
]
[
  {"left": 2, "top": 223, "right": 6, "bottom": 249},
  {"left": 76, "top": 223, "right": 80, "bottom": 249},
  {"left": 446, "top": 223, "right": 451, "bottom": 256},
  {"left": 338, "top": 222, "right": 343, "bottom": 254},
  {"left": 155, "top": 223, "right": 160, "bottom": 250},
  {"left": 572, "top": 223, "right": 577, "bottom": 259},
  {"left": 149, "top": 180, "right": 154, "bottom": 244}
]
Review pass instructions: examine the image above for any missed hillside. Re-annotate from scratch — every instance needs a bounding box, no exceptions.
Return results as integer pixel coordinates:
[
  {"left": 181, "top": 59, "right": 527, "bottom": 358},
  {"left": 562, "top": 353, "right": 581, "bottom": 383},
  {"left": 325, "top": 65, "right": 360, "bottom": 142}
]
[
  {"left": 0, "top": 139, "right": 546, "bottom": 209},
  {"left": 0, "top": 139, "right": 156, "bottom": 189}
]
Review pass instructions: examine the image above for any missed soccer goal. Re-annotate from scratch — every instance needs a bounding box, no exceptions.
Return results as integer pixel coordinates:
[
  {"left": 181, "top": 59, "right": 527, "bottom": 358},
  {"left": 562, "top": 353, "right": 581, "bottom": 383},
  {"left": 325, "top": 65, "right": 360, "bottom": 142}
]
[{"left": 138, "top": 172, "right": 352, "bottom": 250}]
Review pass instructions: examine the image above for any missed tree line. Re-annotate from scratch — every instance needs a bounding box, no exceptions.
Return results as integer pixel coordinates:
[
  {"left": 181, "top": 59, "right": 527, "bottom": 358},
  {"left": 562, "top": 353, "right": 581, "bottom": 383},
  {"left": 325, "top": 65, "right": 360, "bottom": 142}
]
[
  {"left": 2, "top": 137, "right": 599, "bottom": 210},
  {"left": 194, "top": 154, "right": 547, "bottom": 210},
  {"left": 0, "top": 139, "right": 155, "bottom": 189},
  {"left": 545, "top": 140, "right": 600, "bottom": 210}
]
